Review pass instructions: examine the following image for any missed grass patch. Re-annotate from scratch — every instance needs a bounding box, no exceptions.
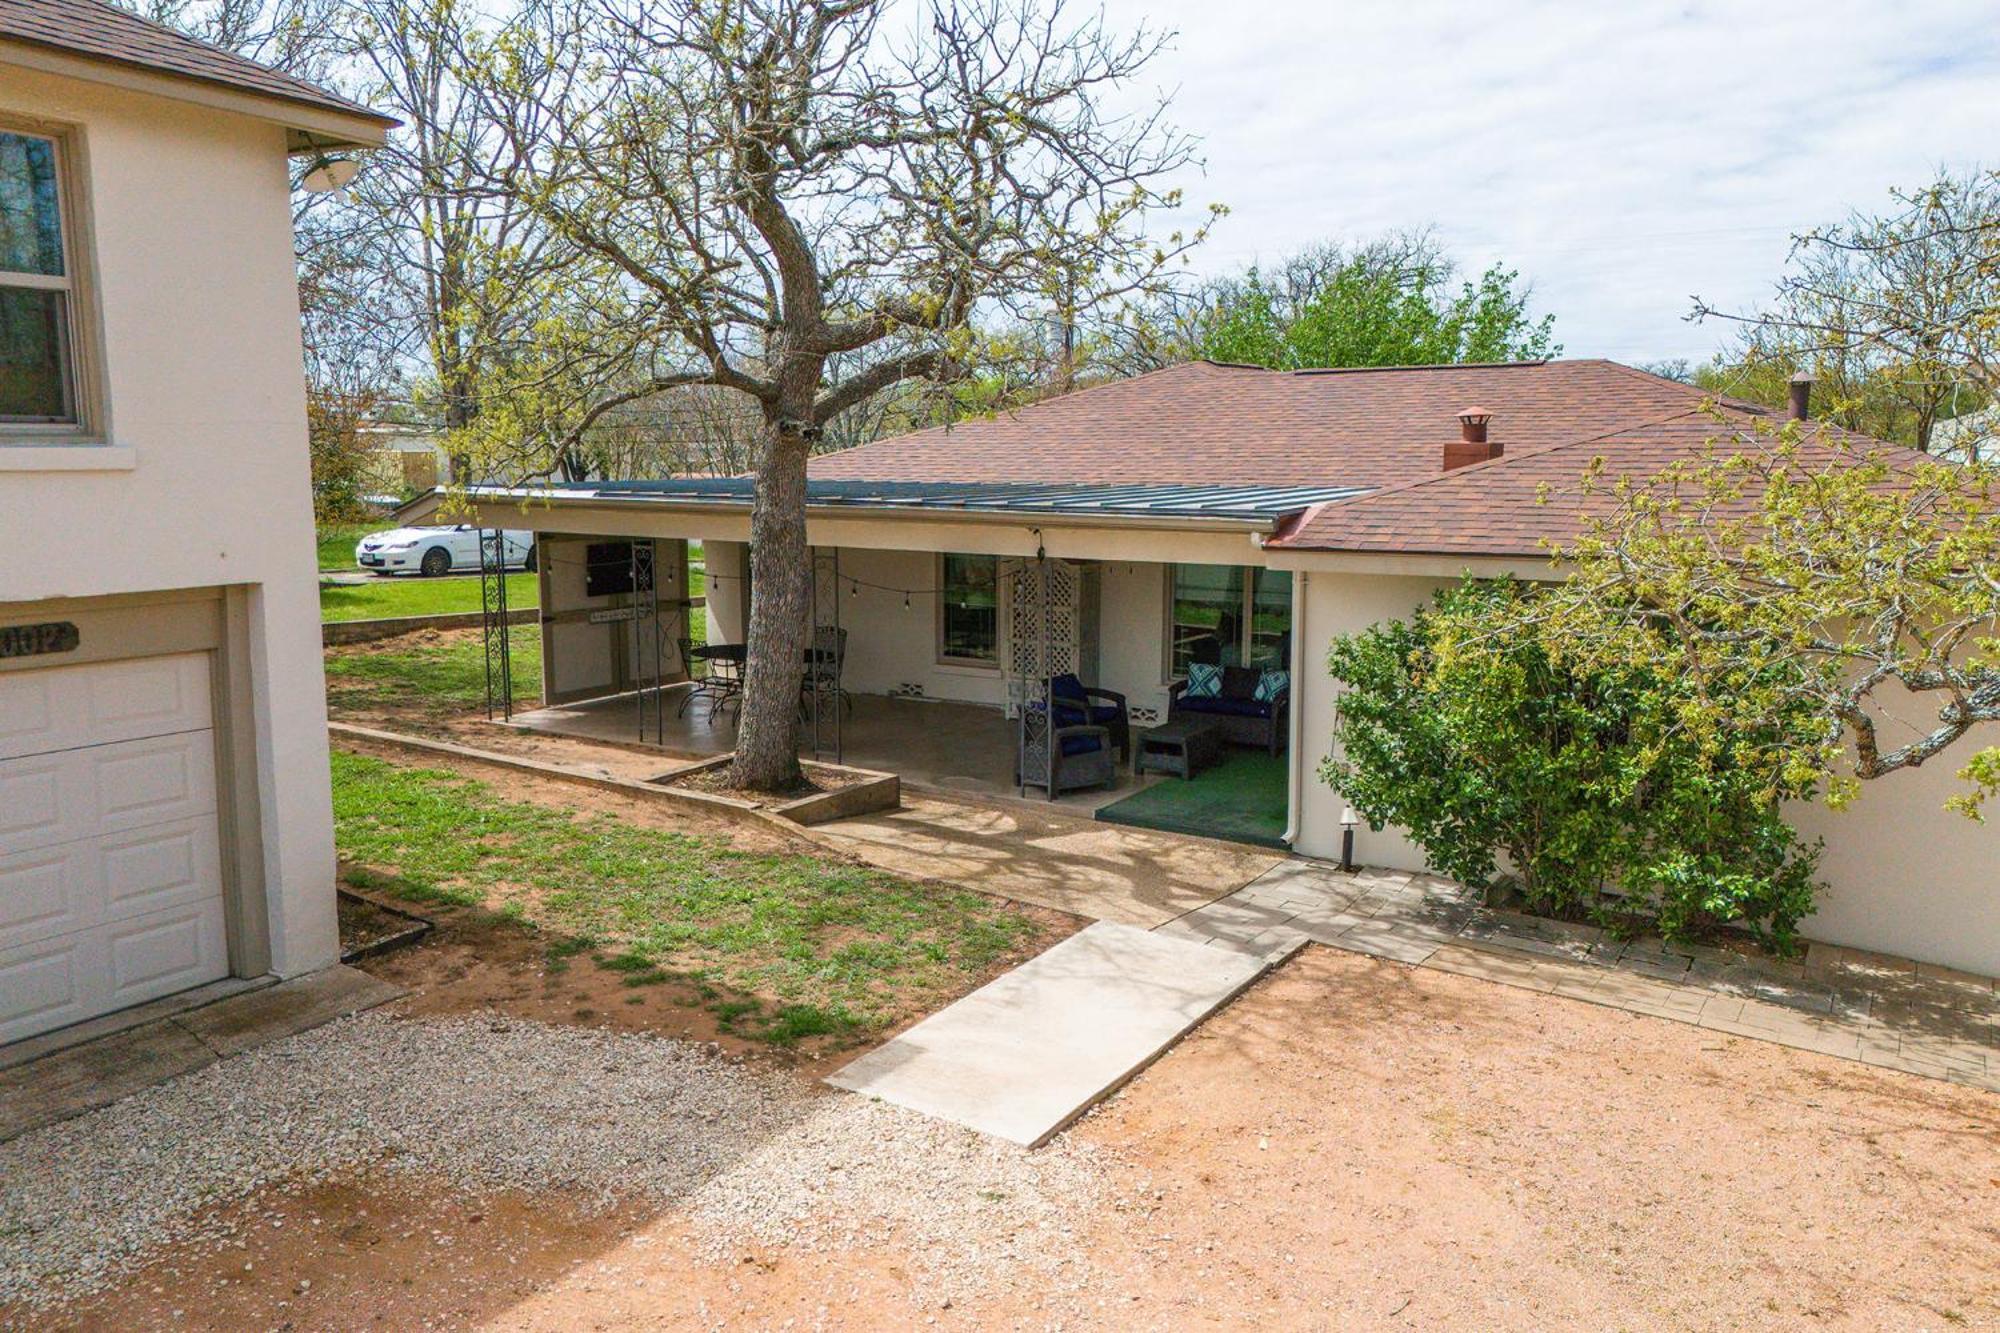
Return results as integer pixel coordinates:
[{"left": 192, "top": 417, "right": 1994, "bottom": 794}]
[
  {"left": 330, "top": 749, "right": 1046, "bottom": 1041},
  {"left": 324, "top": 626, "right": 543, "bottom": 719},
  {"left": 320, "top": 573, "right": 539, "bottom": 624},
  {"left": 317, "top": 521, "right": 378, "bottom": 571}
]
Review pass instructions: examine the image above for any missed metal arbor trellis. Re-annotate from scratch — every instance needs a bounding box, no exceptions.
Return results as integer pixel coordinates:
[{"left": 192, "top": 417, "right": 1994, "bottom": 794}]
[
  {"left": 805, "top": 546, "right": 845, "bottom": 765},
  {"left": 628, "top": 538, "right": 668, "bottom": 746},
  {"left": 478, "top": 528, "right": 513, "bottom": 721}
]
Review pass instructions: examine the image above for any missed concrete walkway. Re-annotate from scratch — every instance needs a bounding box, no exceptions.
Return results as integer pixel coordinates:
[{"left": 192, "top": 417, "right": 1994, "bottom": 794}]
[
  {"left": 1159, "top": 861, "right": 1999, "bottom": 1092},
  {"left": 827, "top": 921, "right": 1285, "bottom": 1145}
]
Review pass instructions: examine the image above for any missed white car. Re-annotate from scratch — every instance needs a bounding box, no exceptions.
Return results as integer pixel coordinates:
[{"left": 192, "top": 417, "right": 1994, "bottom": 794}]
[{"left": 354, "top": 525, "right": 535, "bottom": 577}]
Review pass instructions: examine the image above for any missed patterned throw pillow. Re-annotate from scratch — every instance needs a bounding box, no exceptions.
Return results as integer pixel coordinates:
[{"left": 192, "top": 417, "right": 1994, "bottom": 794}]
[
  {"left": 1184, "top": 662, "right": 1222, "bottom": 698},
  {"left": 1254, "top": 668, "right": 1289, "bottom": 702}
]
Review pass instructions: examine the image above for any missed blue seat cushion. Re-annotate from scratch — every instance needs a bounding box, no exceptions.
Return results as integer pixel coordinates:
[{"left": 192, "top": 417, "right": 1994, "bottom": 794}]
[
  {"left": 1177, "top": 694, "right": 1272, "bottom": 719},
  {"left": 1059, "top": 732, "right": 1105, "bottom": 756},
  {"left": 1085, "top": 703, "right": 1122, "bottom": 726},
  {"left": 1050, "top": 673, "right": 1087, "bottom": 702}
]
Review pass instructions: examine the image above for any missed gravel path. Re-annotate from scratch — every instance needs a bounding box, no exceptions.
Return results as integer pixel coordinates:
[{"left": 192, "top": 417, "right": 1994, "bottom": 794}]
[{"left": 0, "top": 1012, "right": 1105, "bottom": 1311}]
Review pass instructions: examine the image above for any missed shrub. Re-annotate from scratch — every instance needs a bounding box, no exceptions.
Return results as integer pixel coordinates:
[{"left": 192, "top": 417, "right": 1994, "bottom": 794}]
[{"left": 1322, "top": 579, "right": 1824, "bottom": 949}]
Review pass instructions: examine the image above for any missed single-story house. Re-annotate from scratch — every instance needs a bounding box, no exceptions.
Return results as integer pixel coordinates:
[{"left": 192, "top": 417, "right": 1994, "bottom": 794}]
[
  {"left": 0, "top": 0, "right": 392, "bottom": 1044},
  {"left": 421, "top": 361, "right": 1996, "bottom": 978}
]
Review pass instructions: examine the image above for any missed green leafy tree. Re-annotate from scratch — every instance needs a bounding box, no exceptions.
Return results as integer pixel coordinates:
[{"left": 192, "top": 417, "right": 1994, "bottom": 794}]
[
  {"left": 1324, "top": 580, "right": 1824, "bottom": 947},
  {"left": 1188, "top": 234, "right": 1558, "bottom": 370},
  {"left": 1540, "top": 414, "right": 2000, "bottom": 817}
]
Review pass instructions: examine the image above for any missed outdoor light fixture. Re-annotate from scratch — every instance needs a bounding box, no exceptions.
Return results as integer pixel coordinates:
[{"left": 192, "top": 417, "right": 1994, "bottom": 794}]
[
  {"left": 1340, "top": 806, "right": 1360, "bottom": 873},
  {"left": 299, "top": 156, "right": 361, "bottom": 194}
]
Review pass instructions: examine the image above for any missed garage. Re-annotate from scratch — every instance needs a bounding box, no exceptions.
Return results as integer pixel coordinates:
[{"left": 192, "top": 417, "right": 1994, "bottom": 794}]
[{"left": 0, "top": 650, "right": 231, "bottom": 1045}]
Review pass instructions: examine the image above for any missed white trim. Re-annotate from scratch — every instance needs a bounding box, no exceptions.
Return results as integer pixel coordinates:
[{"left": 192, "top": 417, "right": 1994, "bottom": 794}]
[
  {"left": 1261, "top": 547, "right": 1563, "bottom": 581},
  {"left": 0, "top": 40, "right": 392, "bottom": 149},
  {"left": 1281, "top": 569, "right": 1308, "bottom": 847}
]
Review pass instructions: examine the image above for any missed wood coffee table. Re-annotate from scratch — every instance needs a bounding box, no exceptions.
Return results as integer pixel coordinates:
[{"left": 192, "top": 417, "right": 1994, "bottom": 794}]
[{"left": 1134, "top": 716, "right": 1225, "bottom": 779}]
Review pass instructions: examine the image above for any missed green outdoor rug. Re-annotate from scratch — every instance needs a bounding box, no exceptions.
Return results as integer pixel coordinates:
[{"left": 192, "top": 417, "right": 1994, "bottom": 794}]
[{"left": 1096, "top": 748, "right": 1289, "bottom": 848}]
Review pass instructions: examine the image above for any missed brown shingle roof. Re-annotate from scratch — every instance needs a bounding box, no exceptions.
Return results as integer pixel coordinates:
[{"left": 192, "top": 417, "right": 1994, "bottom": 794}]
[
  {"left": 1268, "top": 408, "right": 1935, "bottom": 556},
  {"left": 809, "top": 359, "right": 1746, "bottom": 491},
  {"left": 809, "top": 357, "right": 1935, "bottom": 557},
  {"left": 0, "top": 0, "right": 394, "bottom": 130}
]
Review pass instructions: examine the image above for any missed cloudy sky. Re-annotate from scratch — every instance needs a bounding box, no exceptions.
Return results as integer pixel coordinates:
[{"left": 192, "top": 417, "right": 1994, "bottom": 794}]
[{"left": 1094, "top": 0, "right": 2000, "bottom": 364}]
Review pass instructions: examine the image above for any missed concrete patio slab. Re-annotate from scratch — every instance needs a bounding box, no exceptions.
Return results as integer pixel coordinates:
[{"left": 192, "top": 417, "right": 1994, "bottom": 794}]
[
  {"left": 827, "top": 921, "right": 1284, "bottom": 1146},
  {"left": 0, "top": 965, "right": 405, "bottom": 1142},
  {"left": 816, "top": 796, "right": 1280, "bottom": 928}
]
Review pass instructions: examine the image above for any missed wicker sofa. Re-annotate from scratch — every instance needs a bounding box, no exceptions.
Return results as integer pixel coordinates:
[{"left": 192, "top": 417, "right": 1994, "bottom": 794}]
[{"left": 1167, "top": 668, "right": 1289, "bottom": 755}]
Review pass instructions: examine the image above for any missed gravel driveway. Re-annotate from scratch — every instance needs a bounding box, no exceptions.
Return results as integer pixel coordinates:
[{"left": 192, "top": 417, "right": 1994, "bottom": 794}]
[{"left": 0, "top": 1012, "right": 1103, "bottom": 1313}]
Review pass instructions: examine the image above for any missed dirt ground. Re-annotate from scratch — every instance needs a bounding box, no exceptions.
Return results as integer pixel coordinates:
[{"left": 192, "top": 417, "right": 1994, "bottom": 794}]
[
  {"left": 330, "top": 732, "right": 1080, "bottom": 1071},
  {"left": 40, "top": 946, "right": 1998, "bottom": 1331}
]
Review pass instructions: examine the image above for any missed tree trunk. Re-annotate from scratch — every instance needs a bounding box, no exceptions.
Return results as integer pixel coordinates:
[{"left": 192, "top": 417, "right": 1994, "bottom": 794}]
[{"left": 730, "top": 418, "right": 812, "bottom": 791}]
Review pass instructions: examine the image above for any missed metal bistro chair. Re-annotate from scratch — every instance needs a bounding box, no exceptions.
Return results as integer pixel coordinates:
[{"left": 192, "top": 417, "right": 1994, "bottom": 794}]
[
  {"left": 676, "top": 638, "right": 744, "bottom": 719},
  {"left": 798, "top": 624, "right": 852, "bottom": 720}
]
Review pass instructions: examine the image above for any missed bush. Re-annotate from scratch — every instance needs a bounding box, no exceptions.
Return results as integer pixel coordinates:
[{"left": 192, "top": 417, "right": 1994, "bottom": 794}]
[{"left": 1322, "top": 579, "right": 1824, "bottom": 950}]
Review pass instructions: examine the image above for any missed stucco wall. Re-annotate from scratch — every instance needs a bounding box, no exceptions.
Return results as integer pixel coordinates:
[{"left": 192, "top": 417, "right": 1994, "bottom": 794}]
[
  {"left": 0, "top": 71, "right": 336, "bottom": 976},
  {"left": 1098, "top": 561, "right": 1173, "bottom": 722},
  {"left": 822, "top": 548, "right": 1006, "bottom": 706},
  {"left": 1789, "top": 696, "right": 2000, "bottom": 976},
  {"left": 1290, "top": 571, "right": 1456, "bottom": 870},
  {"left": 704, "top": 540, "right": 747, "bottom": 646}
]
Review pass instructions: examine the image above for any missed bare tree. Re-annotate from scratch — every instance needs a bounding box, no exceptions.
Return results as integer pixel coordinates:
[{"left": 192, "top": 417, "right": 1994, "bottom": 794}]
[
  {"left": 126, "top": 0, "right": 347, "bottom": 79},
  {"left": 474, "top": 0, "right": 1208, "bottom": 788},
  {"left": 1693, "top": 170, "right": 2000, "bottom": 459}
]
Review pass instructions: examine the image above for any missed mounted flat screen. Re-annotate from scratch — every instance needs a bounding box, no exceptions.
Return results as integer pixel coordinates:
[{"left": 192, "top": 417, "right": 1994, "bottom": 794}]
[{"left": 584, "top": 541, "right": 653, "bottom": 598}]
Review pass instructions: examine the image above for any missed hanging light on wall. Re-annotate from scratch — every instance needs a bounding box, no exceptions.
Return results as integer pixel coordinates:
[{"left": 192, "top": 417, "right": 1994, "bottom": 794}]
[{"left": 299, "top": 155, "right": 361, "bottom": 194}]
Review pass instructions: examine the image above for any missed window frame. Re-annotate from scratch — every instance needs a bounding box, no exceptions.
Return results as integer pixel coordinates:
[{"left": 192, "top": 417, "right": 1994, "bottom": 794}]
[
  {"left": 1161, "top": 563, "right": 1293, "bottom": 682},
  {"left": 0, "top": 116, "right": 103, "bottom": 443},
  {"left": 934, "top": 551, "right": 1001, "bottom": 669}
]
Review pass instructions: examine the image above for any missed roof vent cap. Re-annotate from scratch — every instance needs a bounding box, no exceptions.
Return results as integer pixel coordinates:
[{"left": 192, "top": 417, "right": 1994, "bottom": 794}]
[
  {"left": 1788, "top": 372, "right": 1813, "bottom": 421},
  {"left": 1457, "top": 408, "right": 1493, "bottom": 443}
]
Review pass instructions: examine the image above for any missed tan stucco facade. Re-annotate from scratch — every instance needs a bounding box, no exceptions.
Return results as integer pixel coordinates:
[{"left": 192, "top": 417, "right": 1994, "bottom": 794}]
[
  {"left": 0, "top": 66, "right": 347, "bottom": 983},
  {"left": 462, "top": 490, "right": 2000, "bottom": 976}
]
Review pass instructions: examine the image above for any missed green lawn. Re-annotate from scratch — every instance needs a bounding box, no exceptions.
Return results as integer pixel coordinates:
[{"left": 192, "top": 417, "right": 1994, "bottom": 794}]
[
  {"left": 325, "top": 624, "right": 543, "bottom": 719},
  {"left": 320, "top": 573, "right": 539, "bottom": 623},
  {"left": 331, "top": 749, "right": 1046, "bottom": 1043},
  {"left": 317, "top": 521, "right": 379, "bottom": 571}
]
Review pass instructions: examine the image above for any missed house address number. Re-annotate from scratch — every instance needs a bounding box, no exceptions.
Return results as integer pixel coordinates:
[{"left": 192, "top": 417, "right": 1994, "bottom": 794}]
[{"left": 0, "top": 622, "right": 80, "bottom": 659}]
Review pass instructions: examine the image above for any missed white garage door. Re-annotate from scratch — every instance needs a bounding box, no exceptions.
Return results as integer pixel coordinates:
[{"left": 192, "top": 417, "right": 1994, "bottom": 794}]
[{"left": 0, "top": 653, "right": 228, "bottom": 1045}]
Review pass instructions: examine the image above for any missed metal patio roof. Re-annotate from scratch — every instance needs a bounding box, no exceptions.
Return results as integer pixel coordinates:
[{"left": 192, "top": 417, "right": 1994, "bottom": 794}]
[{"left": 508, "top": 477, "right": 1370, "bottom": 524}]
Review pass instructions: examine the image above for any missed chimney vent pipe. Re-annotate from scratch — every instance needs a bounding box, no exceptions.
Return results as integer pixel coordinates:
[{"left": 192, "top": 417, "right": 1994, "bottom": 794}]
[
  {"left": 1788, "top": 372, "right": 1813, "bottom": 421},
  {"left": 1445, "top": 408, "right": 1501, "bottom": 471}
]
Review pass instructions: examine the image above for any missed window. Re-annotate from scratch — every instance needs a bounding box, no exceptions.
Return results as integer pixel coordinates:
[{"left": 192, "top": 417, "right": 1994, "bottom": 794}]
[
  {"left": 1167, "top": 564, "right": 1292, "bottom": 676},
  {"left": 1247, "top": 568, "right": 1293, "bottom": 669},
  {"left": 937, "top": 553, "right": 999, "bottom": 665},
  {"left": 0, "top": 128, "right": 84, "bottom": 430}
]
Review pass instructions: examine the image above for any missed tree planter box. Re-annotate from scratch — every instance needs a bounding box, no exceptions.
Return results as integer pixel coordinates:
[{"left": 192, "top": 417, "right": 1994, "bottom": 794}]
[{"left": 648, "top": 754, "right": 899, "bottom": 826}]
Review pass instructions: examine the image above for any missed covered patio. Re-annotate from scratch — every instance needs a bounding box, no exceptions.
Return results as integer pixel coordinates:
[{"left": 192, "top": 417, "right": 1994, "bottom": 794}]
[
  {"left": 436, "top": 478, "right": 1326, "bottom": 848},
  {"left": 504, "top": 685, "right": 1159, "bottom": 815}
]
